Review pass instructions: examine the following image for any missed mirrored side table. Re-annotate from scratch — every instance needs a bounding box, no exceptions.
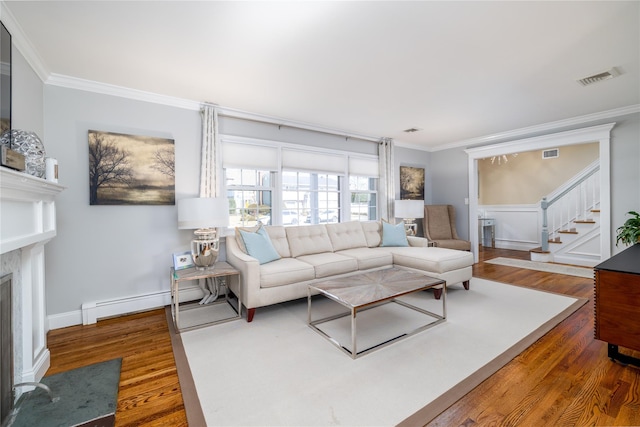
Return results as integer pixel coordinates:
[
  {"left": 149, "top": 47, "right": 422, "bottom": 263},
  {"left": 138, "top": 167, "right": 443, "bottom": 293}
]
[{"left": 478, "top": 218, "right": 496, "bottom": 248}]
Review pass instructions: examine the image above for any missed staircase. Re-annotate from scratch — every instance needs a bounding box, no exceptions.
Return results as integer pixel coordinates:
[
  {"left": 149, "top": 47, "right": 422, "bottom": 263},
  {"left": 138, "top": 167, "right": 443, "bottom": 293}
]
[{"left": 530, "top": 161, "right": 601, "bottom": 267}]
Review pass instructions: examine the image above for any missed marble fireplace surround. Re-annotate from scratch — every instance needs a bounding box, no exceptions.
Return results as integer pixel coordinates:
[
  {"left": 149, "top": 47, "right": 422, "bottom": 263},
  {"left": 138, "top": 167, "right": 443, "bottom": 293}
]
[{"left": 0, "top": 167, "right": 64, "bottom": 395}]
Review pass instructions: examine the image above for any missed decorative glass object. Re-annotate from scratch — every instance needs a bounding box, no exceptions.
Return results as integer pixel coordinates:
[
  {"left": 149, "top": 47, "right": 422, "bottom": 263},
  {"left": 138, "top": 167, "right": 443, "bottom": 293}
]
[{"left": 0, "top": 129, "right": 46, "bottom": 178}]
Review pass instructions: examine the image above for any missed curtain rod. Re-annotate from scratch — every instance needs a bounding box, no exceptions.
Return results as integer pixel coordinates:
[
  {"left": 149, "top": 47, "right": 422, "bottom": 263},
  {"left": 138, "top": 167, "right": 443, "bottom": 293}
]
[{"left": 210, "top": 104, "right": 381, "bottom": 143}]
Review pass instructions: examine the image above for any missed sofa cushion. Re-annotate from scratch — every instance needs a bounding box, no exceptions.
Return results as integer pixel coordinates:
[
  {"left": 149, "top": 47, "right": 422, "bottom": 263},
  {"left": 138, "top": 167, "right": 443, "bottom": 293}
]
[
  {"left": 361, "top": 221, "right": 382, "bottom": 248},
  {"left": 285, "top": 225, "right": 334, "bottom": 257},
  {"left": 380, "top": 220, "right": 409, "bottom": 247},
  {"left": 260, "top": 258, "right": 316, "bottom": 288},
  {"left": 326, "top": 221, "right": 368, "bottom": 251},
  {"left": 296, "top": 252, "right": 358, "bottom": 278},
  {"left": 386, "top": 247, "right": 474, "bottom": 274},
  {"left": 264, "top": 226, "right": 291, "bottom": 258},
  {"left": 238, "top": 226, "right": 281, "bottom": 265},
  {"left": 336, "top": 247, "right": 393, "bottom": 270},
  {"left": 234, "top": 224, "right": 259, "bottom": 254}
]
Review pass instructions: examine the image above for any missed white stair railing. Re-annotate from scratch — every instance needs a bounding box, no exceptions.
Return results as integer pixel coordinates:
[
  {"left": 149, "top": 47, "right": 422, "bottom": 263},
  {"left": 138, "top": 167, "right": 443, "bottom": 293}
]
[{"left": 540, "top": 162, "right": 600, "bottom": 252}]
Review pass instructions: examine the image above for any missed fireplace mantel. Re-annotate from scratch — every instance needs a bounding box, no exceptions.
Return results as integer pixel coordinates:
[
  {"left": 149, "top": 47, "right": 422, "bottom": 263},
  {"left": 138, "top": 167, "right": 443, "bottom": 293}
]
[
  {"left": 0, "top": 166, "right": 65, "bottom": 390},
  {"left": 1, "top": 167, "right": 65, "bottom": 253}
]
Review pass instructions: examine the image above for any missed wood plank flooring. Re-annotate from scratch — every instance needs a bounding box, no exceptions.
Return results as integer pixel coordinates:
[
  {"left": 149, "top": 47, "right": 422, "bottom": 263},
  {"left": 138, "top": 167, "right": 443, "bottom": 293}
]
[
  {"left": 47, "top": 309, "right": 188, "bottom": 426},
  {"left": 45, "top": 247, "right": 640, "bottom": 426}
]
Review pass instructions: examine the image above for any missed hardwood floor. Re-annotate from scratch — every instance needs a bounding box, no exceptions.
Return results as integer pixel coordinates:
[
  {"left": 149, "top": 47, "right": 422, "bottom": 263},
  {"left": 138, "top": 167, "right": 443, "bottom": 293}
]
[
  {"left": 45, "top": 247, "right": 640, "bottom": 426},
  {"left": 47, "top": 309, "right": 188, "bottom": 426}
]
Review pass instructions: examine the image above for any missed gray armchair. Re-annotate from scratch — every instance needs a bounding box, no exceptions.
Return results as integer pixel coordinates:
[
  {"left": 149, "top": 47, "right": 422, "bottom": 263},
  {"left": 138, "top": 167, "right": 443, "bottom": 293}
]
[{"left": 423, "top": 205, "right": 471, "bottom": 251}]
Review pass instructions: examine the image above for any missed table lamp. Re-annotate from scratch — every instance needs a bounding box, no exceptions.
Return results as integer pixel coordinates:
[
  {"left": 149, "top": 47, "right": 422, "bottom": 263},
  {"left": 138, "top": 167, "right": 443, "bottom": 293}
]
[
  {"left": 178, "top": 197, "right": 229, "bottom": 270},
  {"left": 394, "top": 200, "right": 424, "bottom": 236}
]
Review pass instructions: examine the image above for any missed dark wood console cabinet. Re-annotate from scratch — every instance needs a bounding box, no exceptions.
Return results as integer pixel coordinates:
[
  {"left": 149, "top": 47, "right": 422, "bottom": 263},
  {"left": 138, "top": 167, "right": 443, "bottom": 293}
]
[{"left": 594, "top": 243, "right": 640, "bottom": 367}]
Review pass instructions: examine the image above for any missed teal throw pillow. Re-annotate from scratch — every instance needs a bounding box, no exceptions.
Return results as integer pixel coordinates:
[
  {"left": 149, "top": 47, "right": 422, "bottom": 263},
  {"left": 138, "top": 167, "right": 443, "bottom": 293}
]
[
  {"left": 239, "top": 226, "right": 281, "bottom": 264},
  {"left": 381, "top": 220, "right": 409, "bottom": 247}
]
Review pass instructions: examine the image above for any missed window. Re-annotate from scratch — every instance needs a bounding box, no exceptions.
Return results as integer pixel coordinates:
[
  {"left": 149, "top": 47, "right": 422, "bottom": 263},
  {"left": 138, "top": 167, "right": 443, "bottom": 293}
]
[
  {"left": 225, "top": 168, "right": 274, "bottom": 227},
  {"left": 221, "top": 139, "right": 379, "bottom": 227},
  {"left": 283, "top": 171, "right": 342, "bottom": 225},
  {"left": 349, "top": 176, "right": 378, "bottom": 221}
]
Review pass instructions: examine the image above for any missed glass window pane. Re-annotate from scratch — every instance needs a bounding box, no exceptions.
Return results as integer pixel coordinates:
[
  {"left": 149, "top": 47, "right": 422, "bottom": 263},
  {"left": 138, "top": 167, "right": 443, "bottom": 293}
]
[
  {"left": 258, "top": 170, "right": 271, "bottom": 187},
  {"left": 225, "top": 168, "right": 273, "bottom": 227}
]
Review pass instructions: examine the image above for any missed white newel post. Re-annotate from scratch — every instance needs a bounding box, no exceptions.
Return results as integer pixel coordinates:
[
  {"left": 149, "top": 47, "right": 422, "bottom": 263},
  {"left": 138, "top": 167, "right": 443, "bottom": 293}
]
[{"left": 0, "top": 167, "right": 65, "bottom": 389}]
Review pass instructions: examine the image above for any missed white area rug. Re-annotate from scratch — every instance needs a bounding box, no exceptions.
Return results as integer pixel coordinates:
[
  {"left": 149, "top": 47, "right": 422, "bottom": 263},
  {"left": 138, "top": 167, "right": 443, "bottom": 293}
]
[
  {"left": 485, "top": 257, "right": 594, "bottom": 278},
  {"left": 176, "top": 278, "right": 585, "bottom": 426}
]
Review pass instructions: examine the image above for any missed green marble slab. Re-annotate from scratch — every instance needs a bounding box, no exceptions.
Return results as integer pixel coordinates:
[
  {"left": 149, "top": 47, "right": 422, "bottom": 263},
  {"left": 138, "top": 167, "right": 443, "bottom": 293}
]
[{"left": 10, "top": 358, "right": 121, "bottom": 427}]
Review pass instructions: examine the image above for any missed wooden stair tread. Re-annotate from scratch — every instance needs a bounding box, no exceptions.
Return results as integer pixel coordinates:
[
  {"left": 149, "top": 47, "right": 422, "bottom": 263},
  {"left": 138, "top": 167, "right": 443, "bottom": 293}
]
[
  {"left": 591, "top": 209, "right": 601, "bottom": 213},
  {"left": 574, "top": 220, "right": 596, "bottom": 224},
  {"left": 548, "top": 240, "right": 562, "bottom": 244},
  {"left": 530, "top": 247, "right": 551, "bottom": 254},
  {"left": 559, "top": 230, "right": 579, "bottom": 234}
]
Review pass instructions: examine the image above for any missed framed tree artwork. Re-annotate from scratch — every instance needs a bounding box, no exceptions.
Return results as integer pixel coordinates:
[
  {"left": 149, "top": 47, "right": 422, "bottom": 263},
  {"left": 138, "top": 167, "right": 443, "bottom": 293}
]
[
  {"left": 400, "top": 166, "right": 425, "bottom": 200},
  {"left": 88, "top": 130, "right": 175, "bottom": 205}
]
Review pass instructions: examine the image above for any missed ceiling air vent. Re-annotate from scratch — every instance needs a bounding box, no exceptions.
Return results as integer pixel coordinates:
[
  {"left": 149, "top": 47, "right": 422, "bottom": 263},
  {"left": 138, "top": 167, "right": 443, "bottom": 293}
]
[
  {"left": 542, "top": 148, "right": 559, "bottom": 159},
  {"left": 403, "top": 127, "right": 422, "bottom": 133},
  {"left": 577, "top": 67, "right": 620, "bottom": 86}
]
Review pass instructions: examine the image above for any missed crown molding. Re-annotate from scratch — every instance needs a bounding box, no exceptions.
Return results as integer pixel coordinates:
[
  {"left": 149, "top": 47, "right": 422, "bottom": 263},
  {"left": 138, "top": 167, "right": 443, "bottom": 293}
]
[
  {"left": 0, "top": 1, "right": 49, "bottom": 82},
  {"left": 432, "top": 104, "right": 640, "bottom": 152},
  {"left": 393, "top": 139, "right": 431, "bottom": 152},
  {"left": 464, "top": 122, "right": 616, "bottom": 158},
  {"left": 46, "top": 73, "right": 202, "bottom": 111}
]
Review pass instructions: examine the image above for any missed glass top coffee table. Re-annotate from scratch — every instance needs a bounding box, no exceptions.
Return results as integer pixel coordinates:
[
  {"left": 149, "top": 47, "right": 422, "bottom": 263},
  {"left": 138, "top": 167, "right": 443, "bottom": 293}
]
[{"left": 308, "top": 267, "right": 446, "bottom": 359}]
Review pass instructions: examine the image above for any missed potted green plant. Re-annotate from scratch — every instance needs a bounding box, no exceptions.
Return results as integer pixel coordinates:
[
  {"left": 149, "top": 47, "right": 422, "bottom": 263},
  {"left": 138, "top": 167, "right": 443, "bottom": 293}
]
[{"left": 615, "top": 211, "right": 640, "bottom": 246}]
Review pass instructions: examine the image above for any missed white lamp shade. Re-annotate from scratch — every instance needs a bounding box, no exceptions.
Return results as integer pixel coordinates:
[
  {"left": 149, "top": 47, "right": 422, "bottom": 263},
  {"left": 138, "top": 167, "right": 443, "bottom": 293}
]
[
  {"left": 394, "top": 200, "right": 424, "bottom": 219},
  {"left": 178, "top": 197, "right": 230, "bottom": 229}
]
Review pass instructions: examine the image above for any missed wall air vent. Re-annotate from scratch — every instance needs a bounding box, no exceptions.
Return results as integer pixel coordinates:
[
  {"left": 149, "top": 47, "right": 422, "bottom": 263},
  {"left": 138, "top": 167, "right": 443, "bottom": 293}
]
[
  {"left": 577, "top": 67, "right": 620, "bottom": 86},
  {"left": 542, "top": 148, "right": 559, "bottom": 159},
  {"left": 403, "top": 127, "right": 422, "bottom": 133}
]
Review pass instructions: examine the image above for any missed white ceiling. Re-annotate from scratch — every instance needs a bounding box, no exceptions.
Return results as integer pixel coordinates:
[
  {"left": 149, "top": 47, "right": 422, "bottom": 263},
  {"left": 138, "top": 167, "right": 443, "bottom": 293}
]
[{"left": 3, "top": 1, "right": 639, "bottom": 149}]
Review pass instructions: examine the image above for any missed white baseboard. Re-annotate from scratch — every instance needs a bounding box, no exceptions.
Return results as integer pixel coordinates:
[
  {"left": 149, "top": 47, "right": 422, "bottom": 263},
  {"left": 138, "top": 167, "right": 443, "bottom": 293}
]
[
  {"left": 553, "top": 254, "right": 600, "bottom": 268},
  {"left": 47, "top": 284, "right": 207, "bottom": 329},
  {"left": 494, "top": 241, "right": 539, "bottom": 252},
  {"left": 48, "top": 310, "right": 83, "bottom": 330}
]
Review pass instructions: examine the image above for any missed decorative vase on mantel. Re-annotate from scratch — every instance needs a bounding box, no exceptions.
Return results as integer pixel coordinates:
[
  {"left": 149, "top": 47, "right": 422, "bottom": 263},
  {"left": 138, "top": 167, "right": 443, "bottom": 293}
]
[{"left": 0, "top": 129, "right": 47, "bottom": 178}]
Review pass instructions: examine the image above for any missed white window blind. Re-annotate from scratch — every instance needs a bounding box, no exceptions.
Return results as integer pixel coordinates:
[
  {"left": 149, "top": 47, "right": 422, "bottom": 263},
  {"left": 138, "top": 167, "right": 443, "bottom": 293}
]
[
  {"left": 282, "top": 149, "right": 346, "bottom": 174},
  {"left": 349, "top": 157, "right": 379, "bottom": 177},
  {"left": 223, "top": 142, "right": 278, "bottom": 170}
]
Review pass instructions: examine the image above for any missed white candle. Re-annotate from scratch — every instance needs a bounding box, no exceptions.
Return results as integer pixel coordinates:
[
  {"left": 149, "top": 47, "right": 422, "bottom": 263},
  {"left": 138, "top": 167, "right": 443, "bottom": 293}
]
[{"left": 45, "top": 157, "right": 58, "bottom": 182}]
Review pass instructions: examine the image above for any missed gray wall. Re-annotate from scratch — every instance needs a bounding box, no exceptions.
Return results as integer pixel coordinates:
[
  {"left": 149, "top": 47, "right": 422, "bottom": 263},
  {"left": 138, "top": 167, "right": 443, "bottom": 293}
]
[
  {"left": 429, "top": 148, "right": 470, "bottom": 239},
  {"left": 43, "top": 86, "right": 201, "bottom": 315},
  {"left": 220, "top": 116, "right": 378, "bottom": 156},
  {"left": 609, "top": 114, "right": 640, "bottom": 255},
  {"left": 394, "top": 146, "right": 431, "bottom": 236},
  {"left": 429, "top": 113, "right": 640, "bottom": 252},
  {"left": 9, "top": 42, "right": 639, "bottom": 321},
  {"left": 10, "top": 44, "right": 43, "bottom": 137}
]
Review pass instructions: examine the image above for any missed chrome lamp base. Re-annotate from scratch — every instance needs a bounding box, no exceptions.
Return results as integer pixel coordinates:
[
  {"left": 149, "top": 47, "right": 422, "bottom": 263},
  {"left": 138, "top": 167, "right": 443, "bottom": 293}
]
[{"left": 191, "top": 228, "right": 220, "bottom": 270}]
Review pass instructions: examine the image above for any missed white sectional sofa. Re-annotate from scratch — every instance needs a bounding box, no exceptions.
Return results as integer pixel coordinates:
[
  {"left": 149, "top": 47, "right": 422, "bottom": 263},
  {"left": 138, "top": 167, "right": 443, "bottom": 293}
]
[{"left": 226, "top": 220, "right": 474, "bottom": 322}]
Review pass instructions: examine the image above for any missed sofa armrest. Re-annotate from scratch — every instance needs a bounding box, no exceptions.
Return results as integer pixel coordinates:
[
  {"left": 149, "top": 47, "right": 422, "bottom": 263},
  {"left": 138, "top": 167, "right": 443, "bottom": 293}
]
[
  {"left": 407, "top": 236, "right": 432, "bottom": 247},
  {"left": 225, "top": 236, "right": 261, "bottom": 309}
]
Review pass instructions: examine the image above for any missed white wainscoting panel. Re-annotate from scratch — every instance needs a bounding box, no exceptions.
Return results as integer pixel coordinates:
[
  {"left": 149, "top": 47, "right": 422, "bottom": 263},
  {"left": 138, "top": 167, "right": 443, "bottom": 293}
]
[{"left": 479, "top": 205, "right": 541, "bottom": 251}]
